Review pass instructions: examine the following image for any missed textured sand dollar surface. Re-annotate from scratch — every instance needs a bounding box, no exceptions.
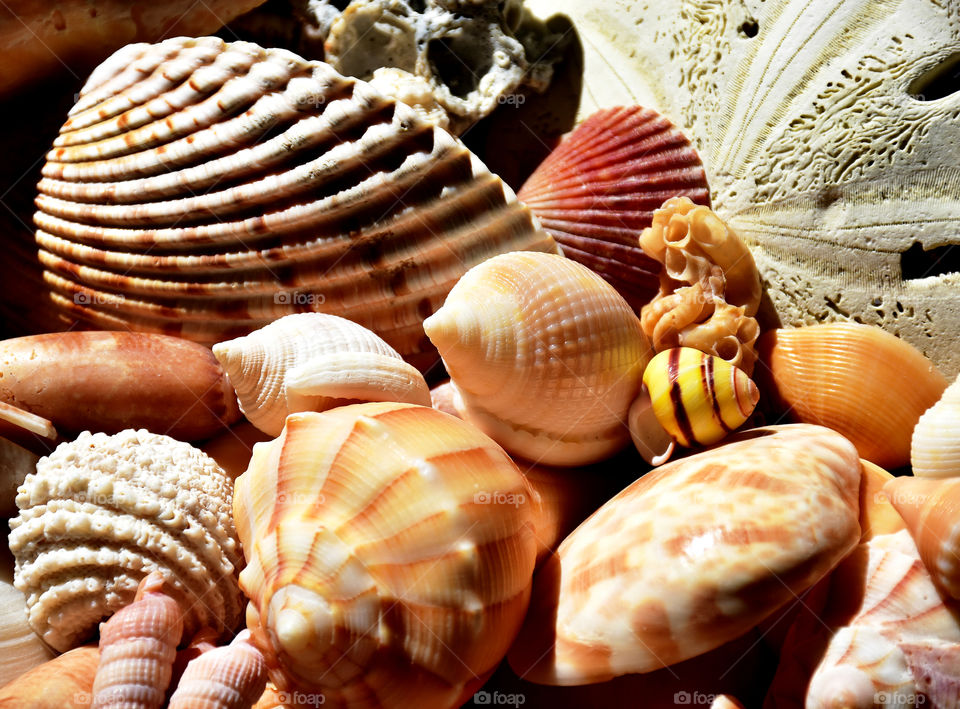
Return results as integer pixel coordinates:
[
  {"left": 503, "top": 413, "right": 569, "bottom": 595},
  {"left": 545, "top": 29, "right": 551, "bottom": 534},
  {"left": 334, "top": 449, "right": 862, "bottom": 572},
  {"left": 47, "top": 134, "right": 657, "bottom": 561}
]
[{"left": 526, "top": 0, "right": 960, "bottom": 376}]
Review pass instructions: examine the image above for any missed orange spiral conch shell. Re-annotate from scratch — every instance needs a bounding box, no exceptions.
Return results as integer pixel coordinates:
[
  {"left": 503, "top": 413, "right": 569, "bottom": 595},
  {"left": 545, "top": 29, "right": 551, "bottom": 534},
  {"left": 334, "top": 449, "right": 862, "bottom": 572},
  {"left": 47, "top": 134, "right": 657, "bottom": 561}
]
[
  {"left": 168, "top": 630, "right": 267, "bottom": 709},
  {"left": 424, "top": 251, "right": 652, "bottom": 467},
  {"left": 233, "top": 402, "right": 538, "bottom": 709},
  {"left": 911, "top": 373, "right": 960, "bottom": 479},
  {"left": 756, "top": 323, "right": 948, "bottom": 469}
]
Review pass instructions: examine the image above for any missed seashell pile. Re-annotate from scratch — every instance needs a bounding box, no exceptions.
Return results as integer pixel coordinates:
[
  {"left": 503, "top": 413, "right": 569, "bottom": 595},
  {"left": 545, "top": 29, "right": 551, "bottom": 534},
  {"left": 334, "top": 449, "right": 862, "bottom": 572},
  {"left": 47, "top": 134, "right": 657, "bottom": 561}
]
[{"left": 33, "top": 35, "right": 557, "bottom": 369}]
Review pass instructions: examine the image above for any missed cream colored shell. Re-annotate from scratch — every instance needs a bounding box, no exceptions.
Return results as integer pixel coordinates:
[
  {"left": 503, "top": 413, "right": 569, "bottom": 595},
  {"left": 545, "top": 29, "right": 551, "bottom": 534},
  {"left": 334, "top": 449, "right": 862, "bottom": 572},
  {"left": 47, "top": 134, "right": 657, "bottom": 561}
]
[
  {"left": 8, "top": 429, "right": 244, "bottom": 652},
  {"left": 424, "top": 251, "right": 652, "bottom": 467},
  {"left": 912, "top": 373, "right": 960, "bottom": 478},
  {"left": 213, "top": 313, "right": 431, "bottom": 436}
]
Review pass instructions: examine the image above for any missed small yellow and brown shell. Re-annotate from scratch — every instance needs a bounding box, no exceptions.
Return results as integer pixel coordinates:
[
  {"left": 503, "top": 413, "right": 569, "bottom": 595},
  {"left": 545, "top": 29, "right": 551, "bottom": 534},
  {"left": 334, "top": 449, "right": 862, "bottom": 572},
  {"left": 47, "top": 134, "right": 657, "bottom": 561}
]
[
  {"left": 911, "top": 373, "right": 960, "bottom": 479},
  {"left": 424, "top": 251, "right": 652, "bottom": 467},
  {"left": 8, "top": 429, "right": 244, "bottom": 652},
  {"left": 508, "top": 424, "right": 861, "bottom": 685},
  {"left": 213, "top": 313, "right": 431, "bottom": 436},
  {"left": 756, "top": 322, "right": 948, "bottom": 469},
  {"left": 233, "top": 402, "right": 538, "bottom": 709}
]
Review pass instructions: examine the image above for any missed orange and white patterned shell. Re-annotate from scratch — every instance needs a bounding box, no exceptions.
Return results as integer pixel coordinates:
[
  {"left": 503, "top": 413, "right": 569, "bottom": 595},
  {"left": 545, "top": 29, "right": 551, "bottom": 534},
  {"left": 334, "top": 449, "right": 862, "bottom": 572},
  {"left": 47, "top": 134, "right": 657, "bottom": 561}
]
[
  {"left": 233, "top": 402, "right": 539, "bottom": 709},
  {"left": 423, "top": 251, "right": 652, "bottom": 467},
  {"left": 911, "top": 373, "right": 960, "bottom": 479},
  {"left": 508, "top": 424, "right": 861, "bottom": 685}
]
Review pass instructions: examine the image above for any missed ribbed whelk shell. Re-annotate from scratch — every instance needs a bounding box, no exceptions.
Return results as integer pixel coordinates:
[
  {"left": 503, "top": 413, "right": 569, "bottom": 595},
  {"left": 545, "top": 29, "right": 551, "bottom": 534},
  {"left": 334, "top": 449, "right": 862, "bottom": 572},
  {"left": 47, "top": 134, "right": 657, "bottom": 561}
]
[
  {"left": 8, "top": 429, "right": 243, "bottom": 652},
  {"left": 234, "top": 402, "right": 538, "bottom": 708},
  {"left": 213, "top": 313, "right": 431, "bottom": 436},
  {"left": 424, "top": 251, "right": 652, "bottom": 467},
  {"left": 756, "top": 323, "right": 948, "bottom": 469},
  {"left": 34, "top": 36, "right": 558, "bottom": 369},
  {"left": 168, "top": 630, "right": 267, "bottom": 709},
  {"left": 912, "top": 373, "right": 960, "bottom": 479},
  {"left": 508, "top": 424, "right": 861, "bottom": 685}
]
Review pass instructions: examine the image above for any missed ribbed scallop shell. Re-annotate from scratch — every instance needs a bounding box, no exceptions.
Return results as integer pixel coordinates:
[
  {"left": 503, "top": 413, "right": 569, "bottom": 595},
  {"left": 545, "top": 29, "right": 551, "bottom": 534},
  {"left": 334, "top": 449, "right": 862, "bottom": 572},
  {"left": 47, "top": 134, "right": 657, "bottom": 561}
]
[
  {"left": 912, "top": 374, "right": 960, "bottom": 479},
  {"left": 8, "top": 429, "right": 244, "bottom": 652},
  {"left": 517, "top": 106, "right": 711, "bottom": 312},
  {"left": 756, "top": 323, "right": 948, "bottom": 469},
  {"left": 423, "top": 251, "right": 652, "bottom": 467},
  {"left": 213, "top": 313, "right": 431, "bottom": 436},
  {"left": 508, "top": 424, "right": 862, "bottom": 685},
  {"left": 233, "top": 402, "right": 538, "bottom": 709},
  {"left": 33, "top": 36, "right": 557, "bottom": 370},
  {"left": 168, "top": 630, "right": 267, "bottom": 709}
]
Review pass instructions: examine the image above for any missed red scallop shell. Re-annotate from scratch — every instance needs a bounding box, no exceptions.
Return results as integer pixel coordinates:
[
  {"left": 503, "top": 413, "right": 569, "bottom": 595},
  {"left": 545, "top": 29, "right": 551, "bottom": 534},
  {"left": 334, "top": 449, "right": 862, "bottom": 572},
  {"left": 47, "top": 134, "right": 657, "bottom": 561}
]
[{"left": 518, "top": 106, "right": 711, "bottom": 312}]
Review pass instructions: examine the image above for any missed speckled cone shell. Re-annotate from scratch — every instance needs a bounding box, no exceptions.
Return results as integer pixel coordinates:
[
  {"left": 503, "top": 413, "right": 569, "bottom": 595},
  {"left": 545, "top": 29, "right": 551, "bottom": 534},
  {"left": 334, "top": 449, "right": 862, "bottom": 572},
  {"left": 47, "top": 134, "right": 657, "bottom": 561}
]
[
  {"left": 233, "top": 402, "right": 538, "bottom": 709},
  {"left": 912, "top": 373, "right": 960, "bottom": 479},
  {"left": 33, "top": 36, "right": 557, "bottom": 369},
  {"left": 508, "top": 424, "right": 862, "bottom": 685},
  {"left": 423, "top": 251, "right": 652, "bottom": 467},
  {"left": 756, "top": 323, "right": 948, "bottom": 469},
  {"left": 517, "top": 106, "right": 711, "bottom": 312},
  {"left": 213, "top": 313, "right": 431, "bottom": 436}
]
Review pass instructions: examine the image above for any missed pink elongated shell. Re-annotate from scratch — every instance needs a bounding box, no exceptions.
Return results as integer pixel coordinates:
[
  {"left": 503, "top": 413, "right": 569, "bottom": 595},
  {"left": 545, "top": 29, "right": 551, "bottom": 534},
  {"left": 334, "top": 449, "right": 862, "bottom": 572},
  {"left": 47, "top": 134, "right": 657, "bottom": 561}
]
[
  {"left": 168, "top": 630, "right": 267, "bottom": 709},
  {"left": 518, "top": 106, "right": 711, "bottom": 312},
  {"left": 509, "top": 424, "right": 862, "bottom": 685}
]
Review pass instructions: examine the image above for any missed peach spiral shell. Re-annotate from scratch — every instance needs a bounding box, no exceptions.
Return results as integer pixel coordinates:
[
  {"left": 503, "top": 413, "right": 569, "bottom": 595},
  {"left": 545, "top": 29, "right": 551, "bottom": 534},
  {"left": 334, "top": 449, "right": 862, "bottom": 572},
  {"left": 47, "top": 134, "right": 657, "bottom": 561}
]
[
  {"left": 168, "top": 630, "right": 267, "bottom": 709},
  {"left": 911, "top": 373, "right": 960, "bottom": 479},
  {"left": 233, "top": 402, "right": 538, "bottom": 708}
]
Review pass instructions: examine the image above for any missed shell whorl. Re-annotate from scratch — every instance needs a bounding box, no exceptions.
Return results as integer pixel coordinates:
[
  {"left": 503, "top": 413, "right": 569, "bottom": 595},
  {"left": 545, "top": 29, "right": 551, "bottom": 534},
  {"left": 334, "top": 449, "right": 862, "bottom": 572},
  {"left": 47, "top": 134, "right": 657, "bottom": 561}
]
[
  {"left": 911, "top": 374, "right": 960, "bottom": 479},
  {"left": 167, "top": 630, "right": 267, "bottom": 709}
]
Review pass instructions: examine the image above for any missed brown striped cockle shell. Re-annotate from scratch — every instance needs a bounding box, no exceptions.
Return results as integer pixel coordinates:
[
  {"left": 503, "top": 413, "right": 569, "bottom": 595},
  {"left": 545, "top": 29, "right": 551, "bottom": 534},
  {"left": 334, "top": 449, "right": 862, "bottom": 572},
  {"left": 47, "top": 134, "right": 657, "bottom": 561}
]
[
  {"left": 233, "top": 402, "right": 538, "bottom": 709},
  {"left": 756, "top": 323, "right": 948, "bottom": 469},
  {"left": 508, "top": 424, "right": 862, "bottom": 685},
  {"left": 0, "top": 332, "right": 239, "bottom": 440},
  {"left": 213, "top": 313, "right": 431, "bottom": 436},
  {"left": 517, "top": 106, "right": 711, "bottom": 313},
  {"left": 912, "top": 373, "right": 960, "bottom": 479},
  {"left": 9, "top": 429, "right": 244, "bottom": 652},
  {"left": 168, "top": 630, "right": 267, "bottom": 709},
  {"left": 34, "top": 36, "right": 558, "bottom": 370},
  {"left": 424, "top": 251, "right": 652, "bottom": 467},
  {"left": 91, "top": 572, "right": 183, "bottom": 709},
  {"left": 639, "top": 197, "right": 762, "bottom": 374}
]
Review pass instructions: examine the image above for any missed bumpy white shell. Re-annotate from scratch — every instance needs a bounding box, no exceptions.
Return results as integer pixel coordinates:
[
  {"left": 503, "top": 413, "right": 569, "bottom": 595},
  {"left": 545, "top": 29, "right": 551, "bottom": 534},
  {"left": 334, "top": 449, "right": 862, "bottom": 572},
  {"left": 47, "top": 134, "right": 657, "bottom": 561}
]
[
  {"left": 213, "top": 313, "right": 431, "bottom": 436},
  {"left": 525, "top": 0, "right": 960, "bottom": 377},
  {"left": 912, "top": 374, "right": 960, "bottom": 478},
  {"left": 8, "top": 429, "right": 244, "bottom": 652},
  {"left": 424, "top": 251, "right": 652, "bottom": 467}
]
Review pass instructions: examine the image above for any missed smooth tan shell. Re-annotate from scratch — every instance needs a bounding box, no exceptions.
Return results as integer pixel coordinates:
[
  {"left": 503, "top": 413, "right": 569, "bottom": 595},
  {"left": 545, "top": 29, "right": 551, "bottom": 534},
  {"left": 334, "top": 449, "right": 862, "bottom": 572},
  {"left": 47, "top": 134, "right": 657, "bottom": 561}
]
[
  {"left": 912, "top": 373, "right": 960, "bottom": 478},
  {"left": 508, "top": 424, "right": 862, "bottom": 685},
  {"left": 858, "top": 460, "right": 905, "bottom": 542},
  {"left": 756, "top": 323, "right": 948, "bottom": 469},
  {"left": 424, "top": 251, "right": 652, "bottom": 467},
  {"left": 234, "top": 402, "right": 538, "bottom": 709},
  {"left": 213, "top": 313, "right": 431, "bottom": 436},
  {"left": 0, "top": 645, "right": 99, "bottom": 708},
  {"left": 0, "top": 576, "right": 55, "bottom": 689}
]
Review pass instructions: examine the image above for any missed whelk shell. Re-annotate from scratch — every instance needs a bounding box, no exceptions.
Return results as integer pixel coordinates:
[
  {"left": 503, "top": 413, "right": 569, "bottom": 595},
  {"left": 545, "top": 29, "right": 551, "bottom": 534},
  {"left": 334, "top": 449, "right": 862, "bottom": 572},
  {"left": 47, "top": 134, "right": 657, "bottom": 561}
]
[
  {"left": 508, "top": 424, "right": 861, "bottom": 685},
  {"left": 517, "top": 106, "right": 711, "bottom": 312},
  {"left": 213, "top": 312, "right": 431, "bottom": 436},
  {"left": 912, "top": 373, "right": 960, "bottom": 479},
  {"left": 424, "top": 251, "right": 652, "bottom": 467},
  {"left": 233, "top": 402, "right": 538, "bottom": 708},
  {"left": 34, "top": 36, "right": 557, "bottom": 369},
  {"left": 168, "top": 630, "right": 267, "bottom": 709},
  {"left": 756, "top": 322, "right": 948, "bottom": 469}
]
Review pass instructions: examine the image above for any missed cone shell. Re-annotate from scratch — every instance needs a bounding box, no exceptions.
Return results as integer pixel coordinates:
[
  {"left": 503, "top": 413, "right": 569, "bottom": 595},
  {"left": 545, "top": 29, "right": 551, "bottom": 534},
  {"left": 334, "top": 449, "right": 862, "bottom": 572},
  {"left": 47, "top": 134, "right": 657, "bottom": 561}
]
[
  {"left": 912, "top": 373, "right": 960, "bottom": 479},
  {"left": 213, "top": 313, "right": 431, "bottom": 436},
  {"left": 517, "top": 106, "right": 711, "bottom": 312},
  {"left": 756, "top": 323, "right": 948, "bottom": 469},
  {"left": 33, "top": 36, "right": 557, "bottom": 370},
  {"left": 233, "top": 402, "right": 538, "bottom": 709},
  {"left": 423, "top": 251, "right": 652, "bottom": 467},
  {"left": 508, "top": 424, "right": 862, "bottom": 685}
]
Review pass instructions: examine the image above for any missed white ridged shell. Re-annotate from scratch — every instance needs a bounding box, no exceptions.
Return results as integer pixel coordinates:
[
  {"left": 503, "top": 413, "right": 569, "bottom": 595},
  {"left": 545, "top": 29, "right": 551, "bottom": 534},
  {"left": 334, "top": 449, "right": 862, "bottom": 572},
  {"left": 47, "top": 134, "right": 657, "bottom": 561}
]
[{"left": 912, "top": 374, "right": 960, "bottom": 479}]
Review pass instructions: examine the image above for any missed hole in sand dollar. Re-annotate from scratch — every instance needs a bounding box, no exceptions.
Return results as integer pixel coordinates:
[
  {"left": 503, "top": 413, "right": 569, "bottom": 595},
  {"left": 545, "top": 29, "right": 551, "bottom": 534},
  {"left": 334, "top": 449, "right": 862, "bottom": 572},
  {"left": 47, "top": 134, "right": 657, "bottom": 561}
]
[
  {"left": 900, "top": 241, "right": 959, "bottom": 280},
  {"left": 908, "top": 51, "right": 960, "bottom": 101}
]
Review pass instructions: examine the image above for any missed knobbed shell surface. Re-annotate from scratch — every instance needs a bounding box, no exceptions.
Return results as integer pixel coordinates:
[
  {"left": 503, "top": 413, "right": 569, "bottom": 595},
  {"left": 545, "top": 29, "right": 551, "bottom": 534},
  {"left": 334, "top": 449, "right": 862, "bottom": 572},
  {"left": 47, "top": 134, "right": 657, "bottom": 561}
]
[
  {"left": 912, "top": 373, "right": 960, "bottom": 479},
  {"left": 34, "top": 36, "right": 557, "bottom": 370},
  {"left": 234, "top": 402, "right": 538, "bottom": 708},
  {"left": 424, "top": 251, "right": 652, "bottom": 467},
  {"left": 509, "top": 424, "right": 862, "bottom": 685},
  {"left": 757, "top": 323, "right": 948, "bottom": 469},
  {"left": 8, "top": 429, "right": 244, "bottom": 652},
  {"left": 213, "top": 313, "right": 431, "bottom": 436}
]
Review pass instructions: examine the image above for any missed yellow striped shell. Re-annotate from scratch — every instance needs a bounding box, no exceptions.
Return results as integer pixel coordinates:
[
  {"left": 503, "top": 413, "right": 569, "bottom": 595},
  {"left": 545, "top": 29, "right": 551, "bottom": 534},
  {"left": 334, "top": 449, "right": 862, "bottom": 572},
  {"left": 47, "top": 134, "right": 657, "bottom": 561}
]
[
  {"left": 911, "top": 373, "right": 960, "bottom": 479},
  {"left": 629, "top": 347, "right": 759, "bottom": 465}
]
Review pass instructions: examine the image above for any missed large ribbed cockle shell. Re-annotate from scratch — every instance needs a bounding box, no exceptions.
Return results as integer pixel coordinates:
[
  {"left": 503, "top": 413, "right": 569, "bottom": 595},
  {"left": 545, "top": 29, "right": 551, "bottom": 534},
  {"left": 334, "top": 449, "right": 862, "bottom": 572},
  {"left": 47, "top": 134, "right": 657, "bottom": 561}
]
[
  {"left": 508, "top": 424, "right": 862, "bottom": 685},
  {"left": 8, "top": 429, "right": 244, "bottom": 652},
  {"left": 912, "top": 373, "right": 960, "bottom": 479},
  {"left": 423, "top": 251, "right": 652, "bottom": 467},
  {"left": 32, "top": 36, "right": 557, "bottom": 371},
  {"left": 756, "top": 323, "right": 948, "bottom": 469},
  {"left": 233, "top": 402, "right": 538, "bottom": 709},
  {"left": 213, "top": 313, "right": 431, "bottom": 436}
]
